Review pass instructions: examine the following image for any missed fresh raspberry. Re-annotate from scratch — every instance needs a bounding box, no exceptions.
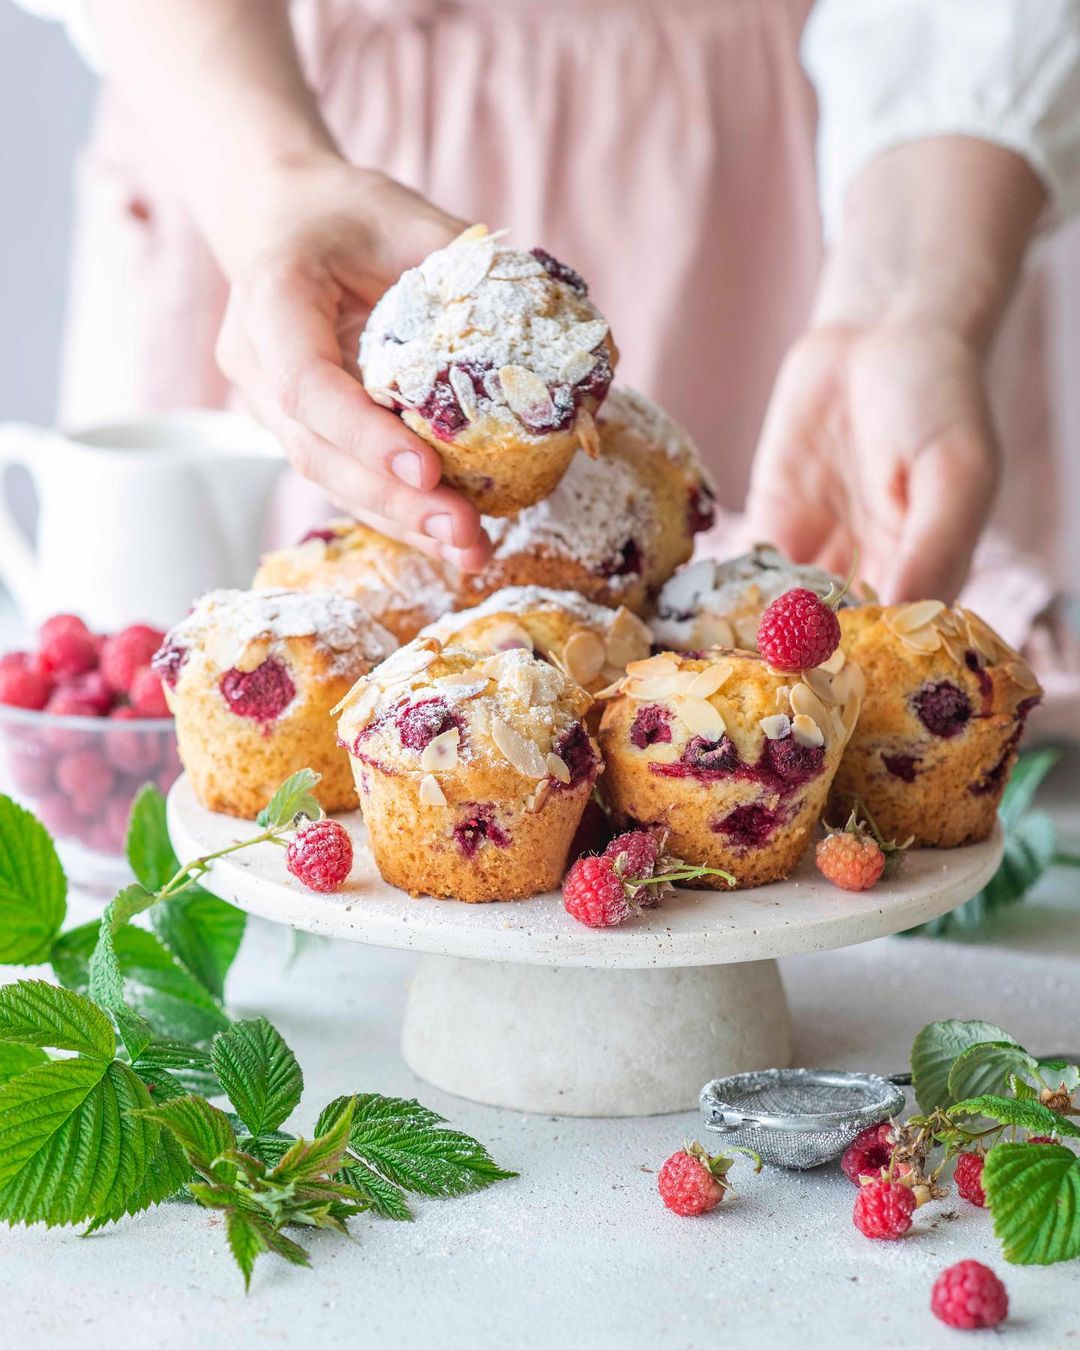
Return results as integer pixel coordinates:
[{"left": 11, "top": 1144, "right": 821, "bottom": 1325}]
[
  {"left": 841, "top": 1122, "right": 895, "bottom": 1184},
  {"left": 756, "top": 588, "right": 840, "bottom": 672},
  {"left": 35, "top": 791, "right": 81, "bottom": 839},
  {"left": 44, "top": 685, "right": 104, "bottom": 719},
  {"left": 953, "top": 1152, "right": 987, "bottom": 1207},
  {"left": 99, "top": 625, "right": 166, "bottom": 694},
  {"left": 852, "top": 1179, "right": 915, "bottom": 1239},
  {"left": 151, "top": 639, "right": 188, "bottom": 689},
  {"left": 55, "top": 749, "right": 115, "bottom": 818},
  {"left": 218, "top": 659, "right": 294, "bottom": 722},
  {"left": 603, "top": 830, "right": 660, "bottom": 879},
  {"left": 0, "top": 661, "right": 51, "bottom": 710},
  {"left": 104, "top": 707, "right": 162, "bottom": 775},
  {"left": 0, "top": 650, "right": 33, "bottom": 671},
  {"left": 550, "top": 722, "right": 598, "bottom": 791},
  {"left": 658, "top": 1144, "right": 730, "bottom": 1216},
  {"left": 60, "top": 670, "right": 113, "bottom": 715},
  {"left": 129, "top": 666, "right": 171, "bottom": 718},
  {"left": 816, "top": 830, "right": 885, "bottom": 892},
  {"left": 930, "top": 1261, "right": 1008, "bottom": 1330},
  {"left": 562, "top": 854, "right": 631, "bottom": 927},
  {"left": 6, "top": 745, "right": 53, "bottom": 797},
  {"left": 38, "top": 626, "right": 99, "bottom": 680},
  {"left": 39, "top": 614, "right": 90, "bottom": 645},
  {"left": 1028, "top": 1135, "right": 1058, "bottom": 1145},
  {"left": 286, "top": 818, "right": 353, "bottom": 893},
  {"left": 100, "top": 794, "right": 134, "bottom": 853}
]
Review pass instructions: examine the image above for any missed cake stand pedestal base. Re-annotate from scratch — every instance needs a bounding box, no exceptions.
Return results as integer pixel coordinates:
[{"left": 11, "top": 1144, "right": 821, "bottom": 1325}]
[{"left": 401, "top": 955, "right": 792, "bottom": 1116}]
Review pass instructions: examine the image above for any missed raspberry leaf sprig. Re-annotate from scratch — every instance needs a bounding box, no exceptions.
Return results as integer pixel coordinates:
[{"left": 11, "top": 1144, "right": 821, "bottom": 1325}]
[{"left": 563, "top": 830, "right": 735, "bottom": 927}]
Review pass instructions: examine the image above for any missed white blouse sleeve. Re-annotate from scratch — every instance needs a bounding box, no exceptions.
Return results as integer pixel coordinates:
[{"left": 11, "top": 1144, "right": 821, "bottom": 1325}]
[
  {"left": 804, "top": 0, "right": 1080, "bottom": 237},
  {"left": 13, "top": 0, "right": 100, "bottom": 68}
]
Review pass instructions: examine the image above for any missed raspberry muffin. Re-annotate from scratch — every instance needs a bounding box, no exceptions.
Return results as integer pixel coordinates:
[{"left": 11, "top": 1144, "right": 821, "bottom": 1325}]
[
  {"left": 459, "top": 386, "right": 716, "bottom": 614},
  {"left": 828, "top": 602, "right": 1042, "bottom": 847},
  {"left": 155, "top": 588, "right": 394, "bottom": 819},
  {"left": 598, "top": 649, "right": 863, "bottom": 887},
  {"left": 337, "top": 637, "right": 599, "bottom": 901},
  {"left": 359, "top": 225, "right": 617, "bottom": 515},
  {"left": 417, "top": 586, "right": 652, "bottom": 695},
  {"left": 253, "top": 519, "right": 455, "bottom": 644},
  {"left": 652, "top": 545, "right": 854, "bottom": 652}
]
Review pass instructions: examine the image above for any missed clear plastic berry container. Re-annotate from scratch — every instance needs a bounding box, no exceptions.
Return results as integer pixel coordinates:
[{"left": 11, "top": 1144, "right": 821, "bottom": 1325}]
[{"left": 0, "top": 703, "right": 180, "bottom": 892}]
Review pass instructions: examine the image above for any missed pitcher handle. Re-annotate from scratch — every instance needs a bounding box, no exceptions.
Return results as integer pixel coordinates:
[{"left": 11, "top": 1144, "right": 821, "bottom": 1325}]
[{"left": 0, "top": 423, "right": 50, "bottom": 617}]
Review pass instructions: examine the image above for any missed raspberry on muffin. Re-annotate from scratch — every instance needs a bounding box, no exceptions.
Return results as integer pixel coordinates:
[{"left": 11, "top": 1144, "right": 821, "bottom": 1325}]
[
  {"left": 417, "top": 585, "right": 652, "bottom": 695},
  {"left": 157, "top": 588, "right": 395, "bottom": 819},
  {"left": 652, "top": 544, "right": 854, "bottom": 653},
  {"left": 459, "top": 385, "right": 715, "bottom": 615},
  {"left": 828, "top": 602, "right": 1042, "bottom": 847},
  {"left": 359, "top": 224, "right": 618, "bottom": 516},
  {"left": 598, "top": 647, "right": 864, "bottom": 887},
  {"left": 336, "top": 637, "right": 600, "bottom": 902},
  {"left": 253, "top": 519, "right": 456, "bottom": 644}
]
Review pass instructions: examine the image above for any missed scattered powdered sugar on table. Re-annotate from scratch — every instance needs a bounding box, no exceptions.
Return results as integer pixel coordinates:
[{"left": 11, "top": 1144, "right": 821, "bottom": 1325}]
[
  {"left": 359, "top": 227, "right": 610, "bottom": 423},
  {"left": 166, "top": 587, "right": 395, "bottom": 674}
]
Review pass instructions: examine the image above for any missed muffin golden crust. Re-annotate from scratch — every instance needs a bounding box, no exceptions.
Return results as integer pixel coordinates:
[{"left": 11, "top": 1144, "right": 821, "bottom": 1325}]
[
  {"left": 253, "top": 519, "right": 455, "bottom": 644},
  {"left": 828, "top": 602, "right": 1042, "bottom": 847},
  {"left": 337, "top": 638, "right": 599, "bottom": 902},
  {"left": 359, "top": 225, "right": 617, "bottom": 515},
  {"left": 156, "top": 588, "right": 395, "bottom": 819},
  {"left": 417, "top": 585, "right": 652, "bottom": 694},
  {"left": 459, "top": 385, "right": 716, "bottom": 613},
  {"left": 652, "top": 545, "right": 852, "bottom": 652},
  {"left": 598, "top": 648, "right": 862, "bottom": 887}
]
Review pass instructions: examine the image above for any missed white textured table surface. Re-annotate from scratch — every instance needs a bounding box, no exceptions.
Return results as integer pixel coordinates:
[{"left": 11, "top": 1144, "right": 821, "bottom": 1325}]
[{"left": 0, "top": 752, "right": 1077, "bottom": 1348}]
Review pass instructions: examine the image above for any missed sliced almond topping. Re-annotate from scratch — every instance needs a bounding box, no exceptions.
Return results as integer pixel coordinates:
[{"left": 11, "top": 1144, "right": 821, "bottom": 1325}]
[
  {"left": 819, "top": 647, "right": 847, "bottom": 676},
  {"left": 830, "top": 662, "right": 866, "bottom": 708},
  {"left": 418, "top": 774, "right": 447, "bottom": 807},
  {"left": 567, "top": 319, "right": 608, "bottom": 352},
  {"left": 383, "top": 643, "right": 440, "bottom": 683},
  {"left": 939, "top": 633, "right": 964, "bottom": 666},
  {"left": 605, "top": 607, "right": 652, "bottom": 669},
  {"left": 435, "top": 234, "right": 495, "bottom": 300},
  {"left": 889, "top": 599, "right": 946, "bottom": 634},
  {"left": 791, "top": 713, "right": 825, "bottom": 748},
  {"left": 593, "top": 679, "right": 625, "bottom": 701},
  {"left": 842, "top": 694, "right": 863, "bottom": 738},
  {"left": 491, "top": 717, "right": 546, "bottom": 778},
  {"left": 545, "top": 752, "right": 571, "bottom": 784},
  {"left": 1005, "top": 660, "right": 1040, "bottom": 692},
  {"left": 692, "top": 614, "right": 736, "bottom": 650},
  {"left": 562, "top": 629, "right": 607, "bottom": 686},
  {"left": 447, "top": 365, "right": 479, "bottom": 422},
  {"left": 575, "top": 407, "right": 600, "bottom": 458},
  {"left": 234, "top": 638, "right": 272, "bottom": 674},
  {"left": 453, "top": 223, "right": 490, "bottom": 243},
  {"left": 626, "top": 655, "right": 678, "bottom": 679},
  {"left": 560, "top": 350, "right": 596, "bottom": 386},
  {"left": 802, "top": 666, "right": 841, "bottom": 706},
  {"left": 527, "top": 778, "right": 552, "bottom": 814},
  {"left": 331, "top": 678, "right": 378, "bottom": 721},
  {"left": 759, "top": 713, "right": 791, "bottom": 741},
  {"left": 790, "top": 682, "right": 830, "bottom": 730},
  {"left": 434, "top": 674, "right": 489, "bottom": 697},
  {"left": 934, "top": 607, "right": 963, "bottom": 636},
  {"left": 899, "top": 626, "right": 942, "bottom": 655},
  {"left": 775, "top": 685, "right": 791, "bottom": 711},
  {"left": 963, "top": 610, "right": 1004, "bottom": 663},
  {"left": 484, "top": 620, "right": 535, "bottom": 653},
  {"left": 419, "top": 727, "right": 460, "bottom": 772},
  {"left": 675, "top": 696, "right": 726, "bottom": 740},
  {"left": 625, "top": 670, "right": 699, "bottom": 701},
  {"left": 498, "top": 365, "right": 555, "bottom": 424},
  {"left": 686, "top": 661, "right": 734, "bottom": 700}
]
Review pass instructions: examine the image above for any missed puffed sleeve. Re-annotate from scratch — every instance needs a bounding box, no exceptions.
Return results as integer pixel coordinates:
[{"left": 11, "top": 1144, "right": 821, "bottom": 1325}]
[
  {"left": 12, "top": 0, "right": 100, "bottom": 67},
  {"left": 804, "top": 0, "right": 1080, "bottom": 237}
]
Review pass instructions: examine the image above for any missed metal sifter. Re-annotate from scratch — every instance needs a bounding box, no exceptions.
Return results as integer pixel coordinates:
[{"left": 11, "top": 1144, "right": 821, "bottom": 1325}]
[{"left": 699, "top": 1068, "right": 908, "bottom": 1170}]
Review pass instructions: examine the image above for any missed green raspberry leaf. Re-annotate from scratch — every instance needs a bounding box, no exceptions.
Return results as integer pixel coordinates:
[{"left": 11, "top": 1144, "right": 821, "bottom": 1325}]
[
  {"left": 911, "top": 1019, "right": 1020, "bottom": 1113},
  {"left": 225, "top": 1208, "right": 310, "bottom": 1290},
  {"left": 949, "top": 1094, "right": 1080, "bottom": 1139},
  {"left": 256, "top": 769, "right": 323, "bottom": 829},
  {"left": 0, "top": 979, "right": 115, "bottom": 1058},
  {"left": 947, "top": 1042, "right": 1039, "bottom": 1104},
  {"left": 983, "top": 1142, "right": 1080, "bottom": 1265},
  {"left": 0, "top": 1043, "right": 48, "bottom": 1087},
  {"left": 268, "top": 1097, "right": 354, "bottom": 1185},
  {"left": 337, "top": 1158, "right": 413, "bottom": 1221},
  {"left": 0, "top": 1056, "right": 156, "bottom": 1226},
  {"left": 211, "top": 1017, "right": 303, "bottom": 1137},
  {"left": 52, "top": 921, "right": 229, "bottom": 1046},
  {"left": 138, "top": 1094, "right": 237, "bottom": 1179},
  {"left": 88, "top": 884, "right": 156, "bottom": 1011},
  {"left": 0, "top": 794, "right": 67, "bottom": 964},
  {"left": 127, "top": 786, "right": 247, "bottom": 1000},
  {"left": 318, "top": 1093, "right": 518, "bottom": 1199}
]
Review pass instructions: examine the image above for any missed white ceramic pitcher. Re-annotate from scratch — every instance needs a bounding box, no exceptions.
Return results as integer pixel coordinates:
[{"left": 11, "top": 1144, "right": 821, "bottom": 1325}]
[{"left": 0, "top": 410, "right": 285, "bottom": 630}]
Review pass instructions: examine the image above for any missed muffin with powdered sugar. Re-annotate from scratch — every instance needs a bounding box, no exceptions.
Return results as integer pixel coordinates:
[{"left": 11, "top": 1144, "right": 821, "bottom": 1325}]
[{"left": 359, "top": 225, "right": 617, "bottom": 515}]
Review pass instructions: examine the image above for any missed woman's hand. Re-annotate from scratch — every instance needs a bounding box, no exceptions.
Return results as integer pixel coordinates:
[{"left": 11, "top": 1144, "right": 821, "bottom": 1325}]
[
  {"left": 745, "top": 320, "right": 999, "bottom": 602},
  {"left": 216, "top": 160, "right": 491, "bottom": 567}
]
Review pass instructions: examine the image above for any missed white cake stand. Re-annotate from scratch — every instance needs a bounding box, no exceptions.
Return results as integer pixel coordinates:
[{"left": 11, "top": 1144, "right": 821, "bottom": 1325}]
[{"left": 167, "top": 776, "right": 1002, "bottom": 1117}]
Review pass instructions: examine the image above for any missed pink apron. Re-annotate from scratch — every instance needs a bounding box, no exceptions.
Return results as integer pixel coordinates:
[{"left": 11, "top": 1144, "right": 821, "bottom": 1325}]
[{"left": 58, "top": 0, "right": 1076, "bottom": 733}]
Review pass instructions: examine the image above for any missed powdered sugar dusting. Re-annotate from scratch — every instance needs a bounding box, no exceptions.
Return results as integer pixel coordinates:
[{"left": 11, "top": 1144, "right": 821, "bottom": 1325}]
[
  {"left": 165, "top": 588, "right": 396, "bottom": 677},
  {"left": 599, "top": 385, "right": 709, "bottom": 480},
  {"left": 418, "top": 587, "right": 620, "bottom": 642},
  {"left": 359, "top": 226, "right": 611, "bottom": 433}
]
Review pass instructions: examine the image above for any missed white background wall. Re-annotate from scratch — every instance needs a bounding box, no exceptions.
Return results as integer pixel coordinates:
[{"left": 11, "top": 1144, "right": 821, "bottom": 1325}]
[{"left": 0, "top": 4, "right": 95, "bottom": 424}]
